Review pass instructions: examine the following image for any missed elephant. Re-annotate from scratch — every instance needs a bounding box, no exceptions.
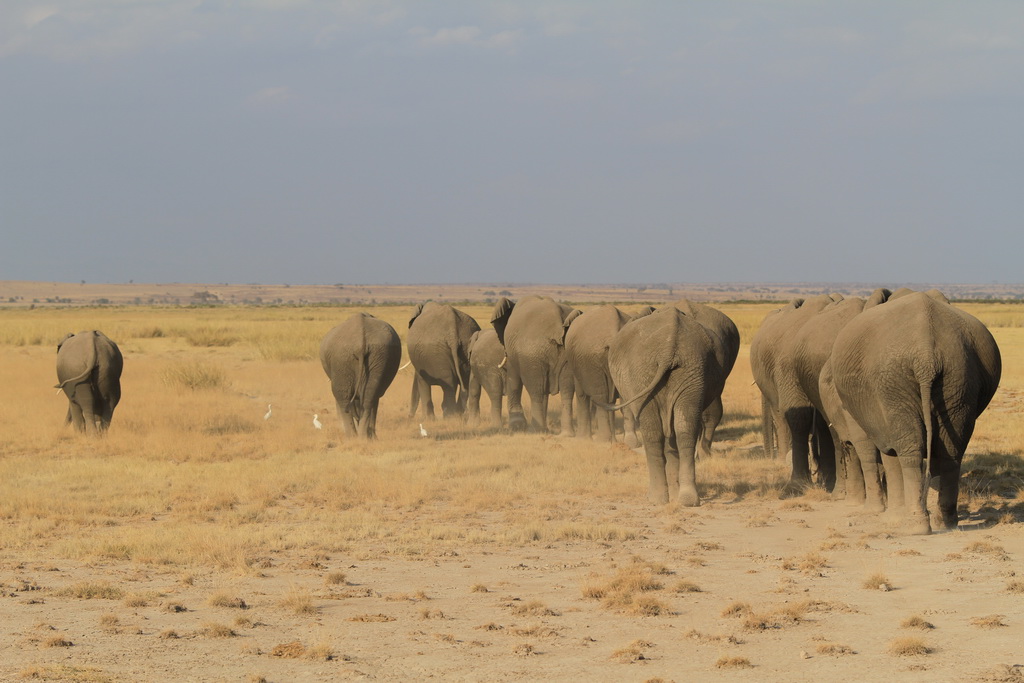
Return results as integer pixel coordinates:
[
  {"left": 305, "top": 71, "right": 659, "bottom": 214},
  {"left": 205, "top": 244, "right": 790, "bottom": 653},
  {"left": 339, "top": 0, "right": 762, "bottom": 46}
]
[
  {"left": 490, "top": 296, "right": 582, "bottom": 433},
  {"left": 467, "top": 328, "right": 506, "bottom": 425},
  {"left": 605, "top": 306, "right": 727, "bottom": 506},
  {"left": 750, "top": 293, "right": 845, "bottom": 495},
  {"left": 564, "top": 304, "right": 653, "bottom": 445},
  {"left": 765, "top": 288, "right": 894, "bottom": 499},
  {"left": 406, "top": 301, "right": 481, "bottom": 419},
  {"left": 319, "top": 312, "right": 402, "bottom": 439},
  {"left": 55, "top": 330, "right": 123, "bottom": 433},
  {"left": 830, "top": 291, "right": 1001, "bottom": 534},
  {"left": 668, "top": 299, "right": 740, "bottom": 459}
]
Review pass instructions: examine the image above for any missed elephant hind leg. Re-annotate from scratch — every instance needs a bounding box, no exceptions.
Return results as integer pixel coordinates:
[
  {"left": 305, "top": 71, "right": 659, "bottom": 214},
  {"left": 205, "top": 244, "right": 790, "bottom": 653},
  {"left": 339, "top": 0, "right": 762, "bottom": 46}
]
[
  {"left": 672, "top": 406, "right": 702, "bottom": 507},
  {"left": 698, "top": 397, "right": 723, "bottom": 459}
]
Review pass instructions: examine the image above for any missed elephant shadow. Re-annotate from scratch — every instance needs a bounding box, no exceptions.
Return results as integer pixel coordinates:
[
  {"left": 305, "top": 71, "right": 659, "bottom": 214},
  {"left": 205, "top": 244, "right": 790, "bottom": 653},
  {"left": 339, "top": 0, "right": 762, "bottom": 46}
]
[{"left": 430, "top": 425, "right": 509, "bottom": 441}]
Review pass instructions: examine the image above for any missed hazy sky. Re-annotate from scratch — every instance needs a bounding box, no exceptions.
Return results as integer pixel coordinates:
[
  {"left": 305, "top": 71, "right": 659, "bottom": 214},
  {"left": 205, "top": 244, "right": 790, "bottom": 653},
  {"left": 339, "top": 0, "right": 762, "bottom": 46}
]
[{"left": 2, "top": 1, "right": 1022, "bottom": 285}]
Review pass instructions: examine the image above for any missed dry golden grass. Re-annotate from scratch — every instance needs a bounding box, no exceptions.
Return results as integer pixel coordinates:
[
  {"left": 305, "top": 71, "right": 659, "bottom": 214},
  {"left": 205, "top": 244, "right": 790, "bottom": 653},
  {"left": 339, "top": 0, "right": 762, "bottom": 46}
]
[
  {"left": 1006, "top": 580, "right": 1024, "bottom": 594},
  {"left": 901, "top": 615, "right": 935, "bottom": 630},
  {"left": 862, "top": 573, "right": 891, "bottom": 590},
  {"left": 970, "top": 615, "right": 1008, "bottom": 628},
  {"left": 716, "top": 655, "right": 753, "bottom": 669},
  {"left": 280, "top": 589, "right": 318, "bottom": 615},
  {"left": 610, "top": 639, "right": 653, "bottom": 663},
  {"left": 54, "top": 582, "right": 123, "bottom": 600},
  {"left": 18, "top": 665, "right": 112, "bottom": 682},
  {"left": 888, "top": 636, "right": 931, "bottom": 656},
  {"left": 0, "top": 301, "right": 1019, "bottom": 576}
]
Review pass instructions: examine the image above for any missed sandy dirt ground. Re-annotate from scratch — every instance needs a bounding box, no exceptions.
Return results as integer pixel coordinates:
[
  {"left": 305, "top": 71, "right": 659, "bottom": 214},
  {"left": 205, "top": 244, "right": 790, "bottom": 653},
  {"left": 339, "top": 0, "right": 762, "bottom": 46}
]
[{"left": 3, "top": 463, "right": 1023, "bottom": 683}]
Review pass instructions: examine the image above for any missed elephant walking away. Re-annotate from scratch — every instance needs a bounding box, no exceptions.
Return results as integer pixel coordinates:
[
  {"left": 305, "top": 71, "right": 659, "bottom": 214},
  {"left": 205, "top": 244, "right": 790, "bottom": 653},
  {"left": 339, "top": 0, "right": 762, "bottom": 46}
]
[
  {"left": 406, "top": 302, "right": 480, "bottom": 419},
  {"left": 669, "top": 300, "right": 740, "bottom": 459},
  {"left": 831, "top": 291, "right": 1001, "bottom": 534},
  {"left": 491, "top": 296, "right": 582, "bottom": 434},
  {"left": 320, "top": 313, "right": 402, "bottom": 439},
  {"left": 565, "top": 304, "right": 652, "bottom": 445},
  {"left": 750, "top": 293, "right": 844, "bottom": 495},
  {"left": 606, "top": 307, "right": 726, "bottom": 506},
  {"left": 55, "top": 330, "right": 123, "bottom": 433},
  {"left": 467, "top": 329, "right": 506, "bottom": 426}
]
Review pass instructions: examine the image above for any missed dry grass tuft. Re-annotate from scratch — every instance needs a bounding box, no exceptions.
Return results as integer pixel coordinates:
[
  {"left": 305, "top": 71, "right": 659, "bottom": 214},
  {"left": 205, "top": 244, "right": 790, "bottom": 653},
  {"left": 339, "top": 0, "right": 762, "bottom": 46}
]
[
  {"left": 201, "top": 622, "right": 237, "bottom": 638},
  {"left": 280, "top": 589, "right": 318, "bottom": 615},
  {"left": 305, "top": 643, "right": 335, "bottom": 661},
  {"left": 159, "top": 629, "right": 178, "bottom": 639},
  {"left": 43, "top": 635, "right": 74, "bottom": 648},
  {"left": 270, "top": 641, "right": 306, "bottom": 658},
  {"left": 862, "top": 572, "right": 891, "bottom": 590},
  {"left": 901, "top": 615, "right": 935, "bottom": 630},
  {"left": 685, "top": 629, "right": 742, "bottom": 645},
  {"left": 18, "top": 665, "right": 111, "bottom": 681},
  {"left": 673, "top": 579, "right": 701, "bottom": 593},
  {"left": 1006, "top": 580, "right": 1024, "bottom": 594},
  {"left": 716, "top": 656, "right": 753, "bottom": 669},
  {"left": 816, "top": 642, "right": 854, "bottom": 656},
  {"left": 511, "top": 643, "right": 535, "bottom": 656},
  {"left": 207, "top": 593, "right": 247, "bottom": 609},
  {"left": 55, "top": 582, "right": 123, "bottom": 600},
  {"left": 970, "top": 615, "right": 1008, "bottom": 628},
  {"left": 471, "top": 583, "right": 489, "bottom": 593},
  {"left": 324, "top": 571, "right": 347, "bottom": 586},
  {"left": 610, "top": 639, "right": 653, "bottom": 663},
  {"left": 347, "top": 613, "right": 396, "bottom": 623},
  {"left": 721, "top": 601, "right": 752, "bottom": 618},
  {"left": 889, "top": 636, "right": 931, "bottom": 656},
  {"left": 509, "top": 600, "right": 559, "bottom": 617}
]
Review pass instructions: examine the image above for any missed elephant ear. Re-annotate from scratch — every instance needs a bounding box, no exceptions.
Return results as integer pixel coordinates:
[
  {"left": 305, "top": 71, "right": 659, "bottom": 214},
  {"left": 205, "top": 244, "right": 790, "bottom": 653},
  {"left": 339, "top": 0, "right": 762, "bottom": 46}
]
[
  {"left": 889, "top": 287, "right": 916, "bottom": 301},
  {"left": 561, "top": 308, "right": 583, "bottom": 345},
  {"left": 924, "top": 288, "right": 950, "bottom": 304},
  {"left": 788, "top": 298, "right": 805, "bottom": 310},
  {"left": 408, "top": 302, "right": 425, "bottom": 329},
  {"left": 828, "top": 292, "right": 845, "bottom": 303},
  {"left": 56, "top": 332, "right": 74, "bottom": 353},
  {"left": 467, "top": 330, "right": 481, "bottom": 355},
  {"left": 490, "top": 297, "right": 515, "bottom": 346},
  {"left": 864, "top": 288, "right": 892, "bottom": 309},
  {"left": 632, "top": 305, "right": 656, "bottom": 321}
]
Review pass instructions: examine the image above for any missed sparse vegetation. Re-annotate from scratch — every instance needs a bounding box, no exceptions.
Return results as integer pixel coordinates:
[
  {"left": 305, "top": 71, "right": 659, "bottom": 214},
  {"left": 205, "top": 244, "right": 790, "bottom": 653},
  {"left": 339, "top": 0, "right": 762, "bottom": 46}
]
[{"left": 889, "top": 636, "right": 931, "bottom": 656}]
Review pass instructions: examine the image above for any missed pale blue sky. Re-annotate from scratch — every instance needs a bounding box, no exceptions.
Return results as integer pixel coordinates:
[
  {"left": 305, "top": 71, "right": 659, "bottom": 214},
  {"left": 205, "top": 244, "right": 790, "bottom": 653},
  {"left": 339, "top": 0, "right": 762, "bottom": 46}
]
[{"left": 2, "top": 1, "right": 1022, "bottom": 284}]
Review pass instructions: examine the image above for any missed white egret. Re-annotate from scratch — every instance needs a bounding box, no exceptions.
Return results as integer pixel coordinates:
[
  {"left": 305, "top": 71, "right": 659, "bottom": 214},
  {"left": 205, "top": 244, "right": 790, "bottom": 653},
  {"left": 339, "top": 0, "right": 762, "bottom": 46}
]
[
  {"left": 264, "top": 404, "right": 272, "bottom": 420},
  {"left": 313, "top": 414, "right": 322, "bottom": 430},
  {"left": 419, "top": 423, "right": 428, "bottom": 437}
]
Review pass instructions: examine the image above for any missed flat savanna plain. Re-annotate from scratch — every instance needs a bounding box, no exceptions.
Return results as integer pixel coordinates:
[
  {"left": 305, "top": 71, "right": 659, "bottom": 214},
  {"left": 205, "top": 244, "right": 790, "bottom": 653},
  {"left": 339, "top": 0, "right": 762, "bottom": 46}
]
[{"left": 1, "top": 291, "right": 1024, "bottom": 682}]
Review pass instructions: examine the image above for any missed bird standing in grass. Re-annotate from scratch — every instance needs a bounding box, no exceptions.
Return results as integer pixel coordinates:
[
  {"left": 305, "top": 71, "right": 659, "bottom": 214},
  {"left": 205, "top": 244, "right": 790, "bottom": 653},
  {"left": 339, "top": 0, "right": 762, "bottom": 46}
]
[
  {"left": 264, "top": 404, "right": 272, "bottom": 420},
  {"left": 419, "top": 423, "right": 428, "bottom": 437},
  {"left": 313, "top": 414, "right": 322, "bottom": 430}
]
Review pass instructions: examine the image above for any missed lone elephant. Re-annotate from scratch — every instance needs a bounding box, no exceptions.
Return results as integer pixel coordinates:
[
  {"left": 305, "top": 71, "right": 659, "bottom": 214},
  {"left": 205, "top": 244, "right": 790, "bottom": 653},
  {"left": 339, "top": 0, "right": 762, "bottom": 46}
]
[
  {"left": 490, "top": 296, "right": 582, "bottom": 433},
  {"left": 831, "top": 291, "right": 1001, "bottom": 534},
  {"left": 467, "top": 328, "right": 506, "bottom": 426},
  {"left": 55, "top": 330, "right": 123, "bottom": 433},
  {"left": 606, "top": 307, "right": 726, "bottom": 506},
  {"left": 320, "top": 313, "right": 402, "bottom": 439},
  {"left": 407, "top": 301, "right": 480, "bottom": 419}
]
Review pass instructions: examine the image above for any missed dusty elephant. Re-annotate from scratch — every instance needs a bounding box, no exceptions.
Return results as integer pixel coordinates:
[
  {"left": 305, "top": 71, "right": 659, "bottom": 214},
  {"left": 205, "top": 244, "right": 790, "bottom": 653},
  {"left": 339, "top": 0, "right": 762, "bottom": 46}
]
[
  {"left": 564, "top": 304, "right": 653, "bottom": 445},
  {"left": 767, "top": 288, "right": 894, "bottom": 499},
  {"left": 490, "top": 296, "right": 582, "bottom": 433},
  {"left": 830, "top": 291, "right": 1001, "bottom": 534},
  {"left": 750, "top": 293, "right": 845, "bottom": 495},
  {"left": 320, "top": 313, "right": 402, "bottom": 439},
  {"left": 406, "top": 301, "right": 481, "bottom": 419},
  {"left": 467, "top": 328, "right": 506, "bottom": 426},
  {"left": 55, "top": 330, "right": 123, "bottom": 433},
  {"left": 669, "top": 299, "right": 740, "bottom": 459},
  {"left": 606, "top": 307, "right": 727, "bottom": 506}
]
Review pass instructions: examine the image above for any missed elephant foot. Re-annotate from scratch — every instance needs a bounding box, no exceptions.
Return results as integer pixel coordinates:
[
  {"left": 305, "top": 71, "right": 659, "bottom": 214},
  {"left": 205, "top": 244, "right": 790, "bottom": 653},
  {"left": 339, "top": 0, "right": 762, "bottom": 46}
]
[
  {"left": 864, "top": 499, "right": 886, "bottom": 514},
  {"left": 648, "top": 489, "right": 670, "bottom": 505},
  {"left": 508, "top": 412, "right": 527, "bottom": 432},
  {"left": 931, "top": 508, "right": 958, "bottom": 532},
  {"left": 677, "top": 488, "right": 701, "bottom": 507},
  {"left": 903, "top": 514, "right": 932, "bottom": 536},
  {"left": 624, "top": 434, "right": 641, "bottom": 449}
]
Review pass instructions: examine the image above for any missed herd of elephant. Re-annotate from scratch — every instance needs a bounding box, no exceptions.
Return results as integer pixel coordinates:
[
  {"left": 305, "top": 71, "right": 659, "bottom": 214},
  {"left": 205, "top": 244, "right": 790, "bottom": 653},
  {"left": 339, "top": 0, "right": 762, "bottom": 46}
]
[{"left": 54, "top": 288, "right": 1001, "bottom": 535}]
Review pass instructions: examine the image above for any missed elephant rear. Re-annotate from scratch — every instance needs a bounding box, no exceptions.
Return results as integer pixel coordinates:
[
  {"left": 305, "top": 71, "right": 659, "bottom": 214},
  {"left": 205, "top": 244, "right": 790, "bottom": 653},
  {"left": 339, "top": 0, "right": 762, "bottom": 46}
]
[
  {"left": 55, "top": 330, "right": 123, "bottom": 433},
  {"left": 320, "top": 313, "right": 402, "bottom": 438}
]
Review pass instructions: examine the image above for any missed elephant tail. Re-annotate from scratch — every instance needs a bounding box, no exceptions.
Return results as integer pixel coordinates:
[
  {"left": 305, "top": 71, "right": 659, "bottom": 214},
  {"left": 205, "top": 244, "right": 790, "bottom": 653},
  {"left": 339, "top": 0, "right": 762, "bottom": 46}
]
[
  {"left": 919, "top": 373, "right": 935, "bottom": 507},
  {"left": 54, "top": 331, "right": 98, "bottom": 390},
  {"left": 760, "top": 393, "right": 777, "bottom": 459},
  {"left": 450, "top": 341, "right": 468, "bottom": 393},
  {"left": 350, "top": 325, "right": 369, "bottom": 413},
  {"left": 594, "top": 361, "right": 671, "bottom": 413}
]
